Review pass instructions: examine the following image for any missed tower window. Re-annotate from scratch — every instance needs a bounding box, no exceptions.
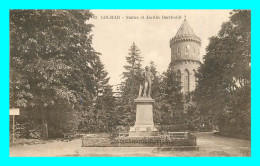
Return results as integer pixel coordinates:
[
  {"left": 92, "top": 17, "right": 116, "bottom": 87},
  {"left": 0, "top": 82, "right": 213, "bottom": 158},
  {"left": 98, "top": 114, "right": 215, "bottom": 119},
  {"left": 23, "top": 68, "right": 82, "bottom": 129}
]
[
  {"left": 184, "top": 75, "right": 188, "bottom": 81},
  {"left": 177, "top": 47, "right": 180, "bottom": 55},
  {"left": 193, "top": 47, "right": 196, "bottom": 54},
  {"left": 184, "top": 69, "right": 189, "bottom": 93},
  {"left": 176, "top": 70, "right": 181, "bottom": 82},
  {"left": 185, "top": 45, "right": 189, "bottom": 55}
]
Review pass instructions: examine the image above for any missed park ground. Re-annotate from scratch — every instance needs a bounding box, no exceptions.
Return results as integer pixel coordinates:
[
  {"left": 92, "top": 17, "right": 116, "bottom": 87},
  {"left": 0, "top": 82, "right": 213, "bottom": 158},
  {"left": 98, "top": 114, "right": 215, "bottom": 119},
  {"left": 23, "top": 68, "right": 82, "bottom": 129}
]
[{"left": 9, "top": 132, "right": 251, "bottom": 157}]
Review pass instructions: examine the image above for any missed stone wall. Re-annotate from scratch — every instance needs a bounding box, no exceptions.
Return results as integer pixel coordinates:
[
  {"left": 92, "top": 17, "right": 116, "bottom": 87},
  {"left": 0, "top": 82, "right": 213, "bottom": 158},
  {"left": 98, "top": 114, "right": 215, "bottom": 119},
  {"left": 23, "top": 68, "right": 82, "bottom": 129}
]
[{"left": 171, "top": 40, "right": 201, "bottom": 62}]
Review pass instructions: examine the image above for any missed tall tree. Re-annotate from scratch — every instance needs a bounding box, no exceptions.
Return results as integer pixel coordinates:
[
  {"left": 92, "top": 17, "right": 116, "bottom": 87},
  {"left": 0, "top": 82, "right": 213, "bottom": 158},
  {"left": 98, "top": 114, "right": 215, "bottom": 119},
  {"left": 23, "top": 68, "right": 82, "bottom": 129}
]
[
  {"left": 149, "top": 61, "right": 161, "bottom": 99},
  {"left": 156, "top": 66, "right": 183, "bottom": 125},
  {"left": 77, "top": 55, "right": 113, "bottom": 134},
  {"left": 195, "top": 10, "right": 251, "bottom": 136},
  {"left": 10, "top": 10, "right": 110, "bottom": 139},
  {"left": 118, "top": 42, "right": 143, "bottom": 126},
  {"left": 96, "top": 85, "right": 117, "bottom": 134}
]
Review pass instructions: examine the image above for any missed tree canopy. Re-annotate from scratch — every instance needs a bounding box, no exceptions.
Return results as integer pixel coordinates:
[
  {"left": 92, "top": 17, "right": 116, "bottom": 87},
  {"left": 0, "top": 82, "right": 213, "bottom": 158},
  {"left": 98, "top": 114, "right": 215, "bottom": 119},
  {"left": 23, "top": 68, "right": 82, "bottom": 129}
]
[
  {"left": 10, "top": 10, "right": 251, "bottom": 140},
  {"left": 10, "top": 10, "right": 114, "bottom": 139},
  {"left": 195, "top": 10, "right": 251, "bottom": 137}
]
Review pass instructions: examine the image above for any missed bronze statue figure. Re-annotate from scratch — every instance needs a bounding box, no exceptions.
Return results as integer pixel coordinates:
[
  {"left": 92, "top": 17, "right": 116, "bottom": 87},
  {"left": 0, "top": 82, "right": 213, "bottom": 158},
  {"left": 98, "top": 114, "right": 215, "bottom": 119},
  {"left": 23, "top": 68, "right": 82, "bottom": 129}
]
[{"left": 138, "top": 66, "right": 154, "bottom": 97}]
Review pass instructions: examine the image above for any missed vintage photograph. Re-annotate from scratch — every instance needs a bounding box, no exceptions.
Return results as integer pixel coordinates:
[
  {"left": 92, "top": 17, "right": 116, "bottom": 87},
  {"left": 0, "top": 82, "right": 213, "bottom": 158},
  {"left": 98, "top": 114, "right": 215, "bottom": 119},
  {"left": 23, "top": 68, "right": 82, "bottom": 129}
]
[{"left": 9, "top": 9, "right": 251, "bottom": 157}]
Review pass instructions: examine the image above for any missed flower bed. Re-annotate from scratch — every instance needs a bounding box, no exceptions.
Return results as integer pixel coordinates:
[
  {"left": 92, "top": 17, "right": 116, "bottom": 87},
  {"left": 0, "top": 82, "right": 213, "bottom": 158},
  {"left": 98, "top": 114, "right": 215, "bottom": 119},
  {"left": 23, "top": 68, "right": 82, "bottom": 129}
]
[
  {"left": 114, "top": 134, "right": 197, "bottom": 147},
  {"left": 82, "top": 133, "right": 197, "bottom": 147}
]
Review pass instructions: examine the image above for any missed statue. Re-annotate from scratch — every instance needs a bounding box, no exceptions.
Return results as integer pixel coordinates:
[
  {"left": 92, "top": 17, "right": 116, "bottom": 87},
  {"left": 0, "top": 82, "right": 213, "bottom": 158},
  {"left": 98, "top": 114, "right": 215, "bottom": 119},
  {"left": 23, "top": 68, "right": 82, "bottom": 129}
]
[{"left": 138, "top": 66, "right": 154, "bottom": 97}]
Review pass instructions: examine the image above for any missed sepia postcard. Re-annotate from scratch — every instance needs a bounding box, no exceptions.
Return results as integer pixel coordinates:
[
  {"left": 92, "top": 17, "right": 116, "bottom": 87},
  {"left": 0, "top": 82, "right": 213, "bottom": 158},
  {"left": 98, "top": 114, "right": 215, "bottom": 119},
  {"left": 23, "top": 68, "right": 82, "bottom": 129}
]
[{"left": 9, "top": 9, "right": 251, "bottom": 157}]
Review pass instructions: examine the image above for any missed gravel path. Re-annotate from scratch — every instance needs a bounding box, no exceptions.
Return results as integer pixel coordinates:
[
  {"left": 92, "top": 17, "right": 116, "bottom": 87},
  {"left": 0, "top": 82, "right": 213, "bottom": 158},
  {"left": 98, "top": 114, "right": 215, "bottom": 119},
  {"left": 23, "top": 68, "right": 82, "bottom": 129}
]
[{"left": 9, "top": 132, "right": 250, "bottom": 157}]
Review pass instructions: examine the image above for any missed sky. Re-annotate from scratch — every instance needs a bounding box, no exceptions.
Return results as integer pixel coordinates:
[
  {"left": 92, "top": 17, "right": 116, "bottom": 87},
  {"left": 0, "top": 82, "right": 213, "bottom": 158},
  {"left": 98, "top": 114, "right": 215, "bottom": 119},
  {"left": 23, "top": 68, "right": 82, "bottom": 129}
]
[{"left": 88, "top": 10, "right": 231, "bottom": 89}]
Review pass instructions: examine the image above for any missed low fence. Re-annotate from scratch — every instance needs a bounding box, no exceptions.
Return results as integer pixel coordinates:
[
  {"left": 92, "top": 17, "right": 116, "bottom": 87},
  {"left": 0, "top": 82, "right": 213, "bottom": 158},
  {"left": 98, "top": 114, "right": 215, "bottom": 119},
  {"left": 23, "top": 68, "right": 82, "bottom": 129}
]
[{"left": 82, "top": 132, "right": 197, "bottom": 148}]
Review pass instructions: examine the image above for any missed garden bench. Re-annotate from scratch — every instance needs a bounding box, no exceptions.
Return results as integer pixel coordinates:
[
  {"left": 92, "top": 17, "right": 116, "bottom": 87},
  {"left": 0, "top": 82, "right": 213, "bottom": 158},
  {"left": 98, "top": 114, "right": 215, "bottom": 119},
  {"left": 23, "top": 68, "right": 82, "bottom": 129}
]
[
  {"left": 119, "top": 132, "right": 129, "bottom": 137},
  {"left": 63, "top": 132, "right": 77, "bottom": 141}
]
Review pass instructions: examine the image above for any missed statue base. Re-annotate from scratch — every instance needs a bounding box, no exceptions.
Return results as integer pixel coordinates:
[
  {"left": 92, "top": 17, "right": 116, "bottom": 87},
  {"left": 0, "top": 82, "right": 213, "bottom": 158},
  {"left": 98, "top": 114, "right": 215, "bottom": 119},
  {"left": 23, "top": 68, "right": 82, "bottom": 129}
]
[{"left": 129, "top": 97, "right": 159, "bottom": 137}]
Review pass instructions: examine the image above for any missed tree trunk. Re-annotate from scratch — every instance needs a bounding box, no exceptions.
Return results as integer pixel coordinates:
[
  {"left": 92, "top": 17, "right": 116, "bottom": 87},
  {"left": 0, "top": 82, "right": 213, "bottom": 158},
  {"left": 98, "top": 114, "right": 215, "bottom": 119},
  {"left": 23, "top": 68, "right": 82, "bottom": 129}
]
[
  {"left": 42, "top": 108, "right": 48, "bottom": 140},
  {"left": 44, "top": 118, "right": 48, "bottom": 139}
]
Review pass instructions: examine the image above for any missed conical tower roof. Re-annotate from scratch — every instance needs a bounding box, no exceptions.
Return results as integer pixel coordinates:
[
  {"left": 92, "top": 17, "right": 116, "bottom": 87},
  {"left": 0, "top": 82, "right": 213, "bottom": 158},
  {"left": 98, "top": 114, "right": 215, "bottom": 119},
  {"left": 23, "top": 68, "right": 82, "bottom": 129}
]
[
  {"left": 170, "top": 17, "right": 202, "bottom": 63},
  {"left": 175, "top": 18, "right": 196, "bottom": 38},
  {"left": 171, "top": 17, "right": 201, "bottom": 44}
]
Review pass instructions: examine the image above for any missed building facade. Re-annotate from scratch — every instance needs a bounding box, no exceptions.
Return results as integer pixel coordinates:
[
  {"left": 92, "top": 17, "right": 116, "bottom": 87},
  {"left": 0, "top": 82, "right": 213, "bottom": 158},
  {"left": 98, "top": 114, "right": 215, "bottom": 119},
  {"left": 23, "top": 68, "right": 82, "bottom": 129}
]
[{"left": 170, "top": 18, "right": 201, "bottom": 93}]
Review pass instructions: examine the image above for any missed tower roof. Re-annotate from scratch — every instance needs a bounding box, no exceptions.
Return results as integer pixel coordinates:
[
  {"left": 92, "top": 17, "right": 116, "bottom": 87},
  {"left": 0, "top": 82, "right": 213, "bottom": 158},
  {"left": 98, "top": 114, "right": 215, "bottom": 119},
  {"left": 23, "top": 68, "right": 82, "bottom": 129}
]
[
  {"left": 171, "top": 17, "right": 201, "bottom": 44},
  {"left": 175, "top": 18, "right": 196, "bottom": 38}
]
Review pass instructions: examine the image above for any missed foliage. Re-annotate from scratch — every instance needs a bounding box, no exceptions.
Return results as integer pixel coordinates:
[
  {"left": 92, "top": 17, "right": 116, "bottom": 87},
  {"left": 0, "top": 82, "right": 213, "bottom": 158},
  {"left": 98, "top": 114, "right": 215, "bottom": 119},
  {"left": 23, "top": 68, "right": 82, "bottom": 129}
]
[
  {"left": 195, "top": 10, "right": 251, "bottom": 136},
  {"left": 10, "top": 10, "right": 114, "bottom": 139},
  {"left": 154, "top": 66, "right": 183, "bottom": 125},
  {"left": 117, "top": 42, "right": 143, "bottom": 126},
  {"left": 10, "top": 10, "right": 251, "bottom": 139},
  {"left": 155, "top": 124, "right": 188, "bottom": 132},
  {"left": 115, "top": 134, "right": 197, "bottom": 146}
]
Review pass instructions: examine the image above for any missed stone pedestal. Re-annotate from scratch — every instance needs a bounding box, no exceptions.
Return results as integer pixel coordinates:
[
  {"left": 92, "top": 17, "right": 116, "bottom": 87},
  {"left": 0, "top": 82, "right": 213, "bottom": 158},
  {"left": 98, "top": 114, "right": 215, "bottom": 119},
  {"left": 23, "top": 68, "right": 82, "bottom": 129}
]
[{"left": 129, "top": 97, "right": 158, "bottom": 137}]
